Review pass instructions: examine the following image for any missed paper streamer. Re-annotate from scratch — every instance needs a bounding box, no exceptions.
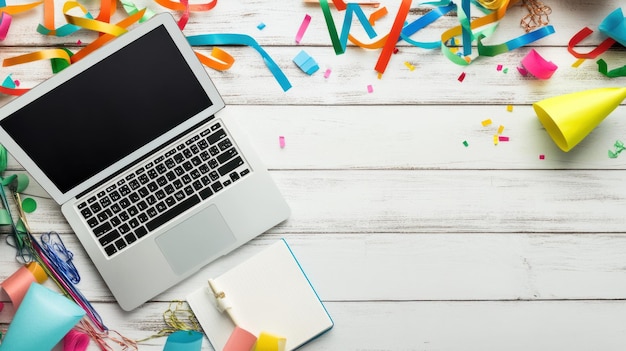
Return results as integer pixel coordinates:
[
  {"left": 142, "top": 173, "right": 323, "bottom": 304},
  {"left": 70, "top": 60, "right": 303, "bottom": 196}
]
[
  {"left": 568, "top": 27, "right": 615, "bottom": 59},
  {"left": 599, "top": 8, "right": 626, "bottom": 47},
  {"left": 374, "top": 0, "right": 411, "bottom": 74},
  {"left": 1, "top": 262, "right": 47, "bottom": 308},
  {"left": 223, "top": 326, "right": 258, "bottom": 351},
  {"left": 295, "top": 14, "right": 311, "bottom": 43},
  {"left": 187, "top": 33, "right": 292, "bottom": 91},
  {"left": 520, "top": 48, "right": 557, "bottom": 79},
  {"left": 319, "top": 0, "right": 377, "bottom": 54},
  {"left": 64, "top": 329, "right": 91, "bottom": 351},
  {"left": 597, "top": 59, "right": 626, "bottom": 78},
  {"left": 163, "top": 330, "right": 203, "bottom": 351},
  {"left": 0, "top": 283, "right": 86, "bottom": 351}
]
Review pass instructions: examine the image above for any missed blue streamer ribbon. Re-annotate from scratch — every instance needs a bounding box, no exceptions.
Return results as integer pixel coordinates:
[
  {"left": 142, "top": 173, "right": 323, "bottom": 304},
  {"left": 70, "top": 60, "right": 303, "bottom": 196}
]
[
  {"left": 186, "top": 33, "right": 292, "bottom": 92},
  {"left": 400, "top": 3, "right": 456, "bottom": 49}
]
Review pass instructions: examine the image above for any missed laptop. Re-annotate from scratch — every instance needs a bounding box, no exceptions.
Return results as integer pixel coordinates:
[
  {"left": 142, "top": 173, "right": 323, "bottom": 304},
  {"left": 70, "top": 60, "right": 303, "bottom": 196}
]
[{"left": 0, "top": 13, "right": 290, "bottom": 311}]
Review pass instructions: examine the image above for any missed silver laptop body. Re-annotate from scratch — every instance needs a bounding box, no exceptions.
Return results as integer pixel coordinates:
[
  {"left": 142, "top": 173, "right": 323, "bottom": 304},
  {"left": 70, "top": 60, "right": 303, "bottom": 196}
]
[{"left": 0, "top": 13, "right": 290, "bottom": 311}]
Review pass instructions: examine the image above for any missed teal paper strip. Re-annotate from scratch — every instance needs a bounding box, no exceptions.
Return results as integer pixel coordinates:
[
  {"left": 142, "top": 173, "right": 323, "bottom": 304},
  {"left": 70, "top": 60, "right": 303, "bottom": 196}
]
[{"left": 186, "top": 33, "right": 292, "bottom": 92}]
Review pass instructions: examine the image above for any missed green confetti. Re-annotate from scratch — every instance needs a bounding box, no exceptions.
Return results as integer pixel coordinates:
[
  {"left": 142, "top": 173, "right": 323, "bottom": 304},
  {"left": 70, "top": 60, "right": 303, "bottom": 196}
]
[{"left": 22, "top": 197, "right": 37, "bottom": 213}]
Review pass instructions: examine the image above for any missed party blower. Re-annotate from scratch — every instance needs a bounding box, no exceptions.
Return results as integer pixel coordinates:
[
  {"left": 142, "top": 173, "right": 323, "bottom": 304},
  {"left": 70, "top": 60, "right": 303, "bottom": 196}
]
[{"left": 533, "top": 87, "right": 626, "bottom": 152}]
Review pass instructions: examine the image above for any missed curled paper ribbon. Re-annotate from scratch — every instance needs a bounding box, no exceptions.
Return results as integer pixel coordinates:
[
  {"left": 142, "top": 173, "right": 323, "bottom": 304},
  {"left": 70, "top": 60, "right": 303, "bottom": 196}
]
[
  {"left": 0, "top": 283, "right": 86, "bottom": 351},
  {"left": 0, "top": 262, "right": 47, "bottom": 308},
  {"left": 520, "top": 48, "right": 557, "bottom": 79},
  {"left": 187, "top": 33, "right": 292, "bottom": 91},
  {"left": 597, "top": 59, "right": 626, "bottom": 78},
  {"left": 568, "top": 27, "right": 615, "bottom": 59}
]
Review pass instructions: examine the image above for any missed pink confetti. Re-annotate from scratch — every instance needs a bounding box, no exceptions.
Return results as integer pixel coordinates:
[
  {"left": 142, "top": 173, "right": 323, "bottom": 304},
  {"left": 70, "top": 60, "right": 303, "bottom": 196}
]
[
  {"left": 517, "top": 66, "right": 528, "bottom": 76},
  {"left": 279, "top": 136, "right": 285, "bottom": 148},
  {"left": 457, "top": 72, "right": 466, "bottom": 82},
  {"left": 295, "top": 14, "right": 311, "bottom": 44},
  {"left": 367, "top": 84, "right": 373, "bottom": 93},
  {"left": 539, "top": 154, "right": 545, "bottom": 160},
  {"left": 13, "top": 79, "right": 19, "bottom": 87},
  {"left": 393, "top": 48, "right": 399, "bottom": 54},
  {"left": 496, "top": 64, "right": 503, "bottom": 71},
  {"left": 324, "top": 69, "right": 331, "bottom": 79},
  {"left": 498, "top": 136, "right": 509, "bottom": 142},
  {"left": 77, "top": 39, "right": 82, "bottom": 45}
]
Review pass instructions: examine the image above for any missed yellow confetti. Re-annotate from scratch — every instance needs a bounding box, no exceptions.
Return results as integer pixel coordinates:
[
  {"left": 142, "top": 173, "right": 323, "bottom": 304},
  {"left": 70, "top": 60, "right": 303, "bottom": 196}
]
[
  {"left": 493, "top": 135, "right": 499, "bottom": 145},
  {"left": 497, "top": 125, "right": 505, "bottom": 134},
  {"left": 404, "top": 61, "right": 415, "bottom": 71},
  {"left": 506, "top": 105, "right": 513, "bottom": 112},
  {"left": 377, "top": 72, "right": 382, "bottom": 79},
  {"left": 481, "top": 119, "right": 492, "bottom": 127},
  {"left": 572, "top": 58, "right": 585, "bottom": 68}
]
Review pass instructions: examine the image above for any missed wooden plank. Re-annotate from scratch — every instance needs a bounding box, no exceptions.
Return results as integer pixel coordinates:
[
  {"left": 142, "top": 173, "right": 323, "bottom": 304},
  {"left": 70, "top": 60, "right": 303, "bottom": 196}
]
[
  {"left": 0, "top": 46, "right": 620, "bottom": 106},
  {"left": 3, "top": 233, "right": 626, "bottom": 303},
  {"left": 5, "top": 300, "right": 626, "bottom": 351},
  {"left": 2, "top": 169, "right": 626, "bottom": 234},
  {"left": 2, "top": 105, "right": 626, "bottom": 174}
]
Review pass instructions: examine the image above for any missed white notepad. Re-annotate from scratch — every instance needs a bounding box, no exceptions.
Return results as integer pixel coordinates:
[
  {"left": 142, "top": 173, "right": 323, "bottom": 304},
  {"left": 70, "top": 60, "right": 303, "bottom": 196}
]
[{"left": 187, "top": 239, "right": 333, "bottom": 350}]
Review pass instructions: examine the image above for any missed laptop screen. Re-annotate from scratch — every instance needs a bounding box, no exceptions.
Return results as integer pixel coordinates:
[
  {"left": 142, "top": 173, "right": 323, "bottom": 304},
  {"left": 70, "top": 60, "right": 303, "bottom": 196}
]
[{"left": 0, "top": 25, "right": 212, "bottom": 193}]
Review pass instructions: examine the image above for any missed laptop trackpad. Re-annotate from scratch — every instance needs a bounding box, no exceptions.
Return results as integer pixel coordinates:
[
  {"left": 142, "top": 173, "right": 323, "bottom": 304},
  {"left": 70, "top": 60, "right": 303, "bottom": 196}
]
[{"left": 156, "top": 205, "right": 236, "bottom": 275}]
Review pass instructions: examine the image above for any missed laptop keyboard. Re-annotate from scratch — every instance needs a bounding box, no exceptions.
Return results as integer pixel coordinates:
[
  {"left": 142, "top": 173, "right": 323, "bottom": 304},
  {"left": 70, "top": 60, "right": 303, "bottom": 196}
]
[{"left": 76, "top": 120, "right": 251, "bottom": 257}]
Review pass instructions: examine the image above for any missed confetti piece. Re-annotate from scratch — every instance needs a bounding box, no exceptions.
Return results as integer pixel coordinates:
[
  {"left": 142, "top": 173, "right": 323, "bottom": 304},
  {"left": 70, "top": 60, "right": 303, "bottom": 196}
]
[
  {"left": 506, "top": 105, "right": 513, "bottom": 112},
  {"left": 493, "top": 135, "right": 499, "bottom": 145},
  {"left": 13, "top": 79, "right": 19, "bottom": 87},
  {"left": 481, "top": 119, "right": 492, "bottom": 127},
  {"left": 539, "top": 154, "right": 545, "bottom": 160},
  {"left": 404, "top": 61, "right": 415, "bottom": 71},
  {"left": 503, "top": 68, "right": 508, "bottom": 73},
  {"left": 497, "top": 125, "right": 505, "bottom": 134},
  {"left": 608, "top": 140, "right": 626, "bottom": 158},
  {"left": 257, "top": 22, "right": 266, "bottom": 30},
  {"left": 498, "top": 136, "right": 509, "bottom": 142},
  {"left": 293, "top": 50, "right": 319, "bottom": 75},
  {"left": 496, "top": 64, "right": 503, "bottom": 71},
  {"left": 393, "top": 48, "right": 399, "bottom": 54},
  {"left": 572, "top": 58, "right": 585, "bottom": 68},
  {"left": 323, "top": 68, "right": 331, "bottom": 78},
  {"left": 367, "top": 84, "right": 373, "bottom": 93},
  {"left": 463, "top": 140, "right": 469, "bottom": 147},
  {"left": 377, "top": 73, "right": 382, "bottom": 79},
  {"left": 295, "top": 14, "right": 311, "bottom": 43},
  {"left": 279, "top": 136, "right": 285, "bottom": 148},
  {"left": 457, "top": 72, "right": 466, "bottom": 82},
  {"left": 21, "top": 197, "right": 37, "bottom": 213},
  {"left": 76, "top": 39, "right": 82, "bottom": 45}
]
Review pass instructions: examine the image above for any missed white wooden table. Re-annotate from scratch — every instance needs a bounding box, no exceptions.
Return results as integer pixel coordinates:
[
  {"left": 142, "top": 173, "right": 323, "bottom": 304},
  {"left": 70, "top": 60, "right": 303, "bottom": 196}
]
[{"left": 2, "top": 0, "right": 626, "bottom": 349}]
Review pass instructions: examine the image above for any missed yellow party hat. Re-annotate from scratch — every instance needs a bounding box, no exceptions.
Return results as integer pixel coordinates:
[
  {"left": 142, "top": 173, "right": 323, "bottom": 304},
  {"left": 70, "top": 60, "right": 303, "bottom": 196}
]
[{"left": 533, "top": 87, "right": 626, "bottom": 152}]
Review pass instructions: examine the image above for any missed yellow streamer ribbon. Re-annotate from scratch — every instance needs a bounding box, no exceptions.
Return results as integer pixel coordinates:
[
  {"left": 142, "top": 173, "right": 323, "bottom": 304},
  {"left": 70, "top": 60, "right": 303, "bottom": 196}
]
[
  {"left": 63, "top": 1, "right": 127, "bottom": 36},
  {"left": 3, "top": 48, "right": 71, "bottom": 67},
  {"left": 0, "top": 1, "right": 42, "bottom": 15}
]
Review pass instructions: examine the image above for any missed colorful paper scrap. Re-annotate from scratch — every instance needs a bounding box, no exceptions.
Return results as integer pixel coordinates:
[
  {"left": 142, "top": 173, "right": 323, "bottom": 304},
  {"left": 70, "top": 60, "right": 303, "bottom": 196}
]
[
  {"left": 367, "top": 84, "right": 373, "bottom": 93},
  {"left": 481, "top": 119, "right": 492, "bottom": 127},
  {"left": 324, "top": 68, "right": 332, "bottom": 78},
  {"left": 279, "top": 136, "right": 285, "bottom": 148},
  {"left": 293, "top": 50, "right": 319, "bottom": 75},
  {"left": 295, "top": 14, "right": 311, "bottom": 43},
  {"left": 520, "top": 48, "right": 557, "bottom": 79}
]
